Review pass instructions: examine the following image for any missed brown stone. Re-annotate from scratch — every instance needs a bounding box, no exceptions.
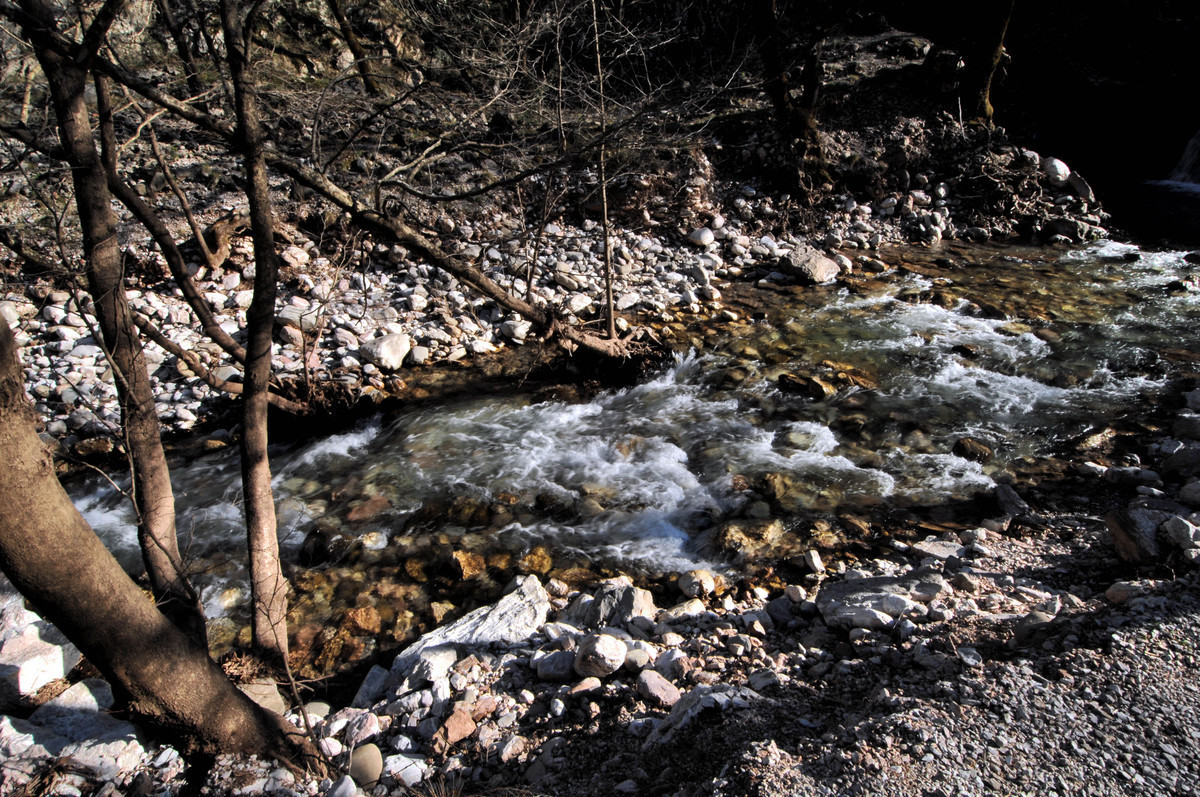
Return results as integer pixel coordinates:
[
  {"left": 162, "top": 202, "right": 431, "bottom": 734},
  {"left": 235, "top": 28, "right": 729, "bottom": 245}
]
[
  {"left": 568, "top": 676, "right": 602, "bottom": 695},
  {"left": 432, "top": 707, "right": 477, "bottom": 754},
  {"left": 519, "top": 546, "right": 553, "bottom": 575},
  {"left": 405, "top": 559, "right": 428, "bottom": 582},
  {"left": 778, "top": 373, "right": 837, "bottom": 401},
  {"left": 343, "top": 606, "right": 381, "bottom": 635},
  {"left": 713, "top": 518, "right": 788, "bottom": 562},
  {"left": 74, "top": 436, "right": 114, "bottom": 457},
  {"left": 430, "top": 600, "right": 455, "bottom": 624},
  {"left": 471, "top": 695, "right": 498, "bottom": 722},
  {"left": 839, "top": 514, "right": 872, "bottom": 536},
  {"left": 953, "top": 437, "right": 994, "bottom": 464},
  {"left": 347, "top": 494, "right": 391, "bottom": 522},
  {"left": 486, "top": 552, "right": 513, "bottom": 571},
  {"left": 452, "top": 550, "right": 487, "bottom": 579},
  {"left": 636, "top": 669, "right": 681, "bottom": 707}
]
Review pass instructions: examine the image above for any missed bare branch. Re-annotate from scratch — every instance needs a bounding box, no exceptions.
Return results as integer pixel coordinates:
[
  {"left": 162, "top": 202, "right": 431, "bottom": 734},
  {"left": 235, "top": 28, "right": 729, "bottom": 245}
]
[
  {"left": 79, "top": 0, "right": 129, "bottom": 61},
  {"left": 132, "top": 312, "right": 306, "bottom": 414}
]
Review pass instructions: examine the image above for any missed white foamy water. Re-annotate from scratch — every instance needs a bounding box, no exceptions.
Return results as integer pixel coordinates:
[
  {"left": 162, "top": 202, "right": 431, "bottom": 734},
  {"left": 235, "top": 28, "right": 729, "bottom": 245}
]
[{"left": 272, "top": 418, "right": 381, "bottom": 482}]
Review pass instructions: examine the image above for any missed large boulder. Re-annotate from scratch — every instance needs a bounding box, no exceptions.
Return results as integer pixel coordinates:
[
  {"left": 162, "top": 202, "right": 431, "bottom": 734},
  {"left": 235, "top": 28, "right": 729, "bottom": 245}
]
[
  {"left": 779, "top": 247, "right": 841, "bottom": 285},
  {"left": 359, "top": 333, "right": 412, "bottom": 371},
  {"left": 389, "top": 576, "right": 550, "bottom": 679},
  {"left": 816, "top": 568, "right": 950, "bottom": 630},
  {"left": 559, "top": 577, "right": 657, "bottom": 629}
]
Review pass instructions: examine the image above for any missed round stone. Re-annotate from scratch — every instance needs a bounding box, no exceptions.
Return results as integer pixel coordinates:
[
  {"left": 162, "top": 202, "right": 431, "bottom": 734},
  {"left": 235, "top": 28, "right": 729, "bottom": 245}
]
[{"left": 349, "top": 742, "right": 383, "bottom": 789}]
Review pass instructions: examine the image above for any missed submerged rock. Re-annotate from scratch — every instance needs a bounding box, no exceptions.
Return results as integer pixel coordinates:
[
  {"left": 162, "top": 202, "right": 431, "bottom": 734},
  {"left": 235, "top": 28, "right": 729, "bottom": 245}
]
[{"left": 953, "top": 437, "right": 994, "bottom": 464}]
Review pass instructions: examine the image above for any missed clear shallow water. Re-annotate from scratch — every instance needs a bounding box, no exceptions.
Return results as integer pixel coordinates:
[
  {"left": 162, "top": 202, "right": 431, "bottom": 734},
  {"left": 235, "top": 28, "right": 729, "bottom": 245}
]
[{"left": 70, "top": 241, "right": 1200, "bottom": 618}]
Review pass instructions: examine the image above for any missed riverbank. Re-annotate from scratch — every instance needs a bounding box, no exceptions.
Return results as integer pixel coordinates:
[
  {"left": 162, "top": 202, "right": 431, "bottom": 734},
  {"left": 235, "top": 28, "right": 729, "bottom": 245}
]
[
  {"left": 4, "top": 374, "right": 1200, "bottom": 795},
  {"left": 4, "top": 20, "right": 1200, "bottom": 797}
]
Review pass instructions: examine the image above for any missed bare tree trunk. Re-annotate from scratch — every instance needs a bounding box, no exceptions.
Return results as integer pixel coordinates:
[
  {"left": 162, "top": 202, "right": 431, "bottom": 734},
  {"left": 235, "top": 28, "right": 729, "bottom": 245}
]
[
  {"left": 220, "top": 0, "right": 289, "bottom": 662},
  {"left": 590, "top": 0, "right": 617, "bottom": 339},
  {"left": 153, "top": 0, "right": 207, "bottom": 106},
  {"left": 754, "top": 0, "right": 826, "bottom": 193},
  {"left": 17, "top": 0, "right": 205, "bottom": 642},
  {"left": 966, "top": 0, "right": 1016, "bottom": 123},
  {"left": 326, "top": 0, "right": 381, "bottom": 96},
  {"left": 0, "top": 319, "right": 321, "bottom": 770}
]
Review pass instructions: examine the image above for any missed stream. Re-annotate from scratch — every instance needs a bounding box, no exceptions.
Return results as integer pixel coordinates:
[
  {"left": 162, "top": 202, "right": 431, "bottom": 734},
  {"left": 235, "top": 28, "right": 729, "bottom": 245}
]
[{"left": 68, "top": 240, "right": 1200, "bottom": 673}]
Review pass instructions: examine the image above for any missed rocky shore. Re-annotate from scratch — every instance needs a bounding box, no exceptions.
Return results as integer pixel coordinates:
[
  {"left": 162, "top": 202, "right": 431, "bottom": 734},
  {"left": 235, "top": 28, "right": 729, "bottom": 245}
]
[
  {"left": 5, "top": 7, "right": 1200, "bottom": 794},
  {"left": 4, "top": 375, "right": 1200, "bottom": 794},
  {"left": 1, "top": 133, "right": 1105, "bottom": 459}
]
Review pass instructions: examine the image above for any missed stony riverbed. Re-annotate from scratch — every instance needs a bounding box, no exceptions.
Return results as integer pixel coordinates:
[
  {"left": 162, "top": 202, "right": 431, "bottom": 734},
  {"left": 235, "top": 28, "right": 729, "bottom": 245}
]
[{"left": 4, "top": 116, "right": 1200, "bottom": 796}]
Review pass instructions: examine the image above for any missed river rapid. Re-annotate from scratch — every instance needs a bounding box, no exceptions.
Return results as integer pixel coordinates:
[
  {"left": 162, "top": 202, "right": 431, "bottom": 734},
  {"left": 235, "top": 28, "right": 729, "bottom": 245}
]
[{"left": 69, "top": 240, "right": 1200, "bottom": 674}]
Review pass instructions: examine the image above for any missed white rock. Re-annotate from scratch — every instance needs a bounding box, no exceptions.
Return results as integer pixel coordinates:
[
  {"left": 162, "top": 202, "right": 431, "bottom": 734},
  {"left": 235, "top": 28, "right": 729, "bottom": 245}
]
[
  {"left": 408, "top": 345, "right": 431, "bottom": 366},
  {"left": 276, "top": 304, "right": 323, "bottom": 332},
  {"left": 1044, "top": 157, "right": 1071, "bottom": 187},
  {"left": 325, "top": 774, "right": 357, "bottom": 797},
  {"left": 574, "top": 633, "right": 627, "bottom": 678},
  {"left": 803, "top": 549, "right": 824, "bottom": 573},
  {"left": 0, "top": 623, "right": 82, "bottom": 709},
  {"left": 687, "top": 228, "right": 715, "bottom": 247},
  {"left": 501, "top": 318, "right": 532, "bottom": 341},
  {"left": 359, "top": 333, "right": 411, "bottom": 370},
  {"left": 412, "top": 646, "right": 458, "bottom": 684},
  {"left": 616, "top": 293, "right": 641, "bottom": 311},
  {"left": 281, "top": 245, "right": 311, "bottom": 269},
  {"left": 383, "top": 754, "right": 427, "bottom": 787},
  {"left": 566, "top": 294, "right": 592, "bottom": 315},
  {"left": 1163, "top": 516, "right": 1200, "bottom": 549},
  {"left": 391, "top": 577, "right": 550, "bottom": 677}
]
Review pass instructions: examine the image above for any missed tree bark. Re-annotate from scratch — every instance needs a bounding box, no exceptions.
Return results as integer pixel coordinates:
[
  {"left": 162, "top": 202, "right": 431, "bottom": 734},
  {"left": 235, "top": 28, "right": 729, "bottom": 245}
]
[
  {"left": 0, "top": 318, "right": 321, "bottom": 770},
  {"left": 326, "top": 0, "right": 381, "bottom": 96},
  {"left": 966, "top": 0, "right": 1016, "bottom": 123},
  {"left": 220, "top": 0, "right": 290, "bottom": 662},
  {"left": 152, "top": 0, "right": 207, "bottom": 106},
  {"left": 18, "top": 0, "right": 205, "bottom": 642}
]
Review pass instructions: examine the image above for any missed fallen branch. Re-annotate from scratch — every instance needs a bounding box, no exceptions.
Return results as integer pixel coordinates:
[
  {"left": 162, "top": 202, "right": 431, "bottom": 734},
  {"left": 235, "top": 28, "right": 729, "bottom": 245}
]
[{"left": 132, "top": 313, "right": 307, "bottom": 415}]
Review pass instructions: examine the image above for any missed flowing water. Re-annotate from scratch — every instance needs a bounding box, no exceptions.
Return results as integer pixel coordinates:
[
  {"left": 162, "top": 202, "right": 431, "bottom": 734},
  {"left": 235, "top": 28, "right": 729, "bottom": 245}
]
[{"left": 67, "top": 240, "right": 1200, "bottom": 670}]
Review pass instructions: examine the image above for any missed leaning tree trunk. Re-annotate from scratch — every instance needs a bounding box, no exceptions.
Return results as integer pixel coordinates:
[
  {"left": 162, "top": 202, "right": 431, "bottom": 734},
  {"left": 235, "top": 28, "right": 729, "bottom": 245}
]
[
  {"left": 0, "top": 319, "right": 321, "bottom": 770},
  {"left": 220, "top": 0, "right": 290, "bottom": 662},
  {"left": 18, "top": 0, "right": 205, "bottom": 642},
  {"left": 326, "top": 0, "right": 381, "bottom": 96}
]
